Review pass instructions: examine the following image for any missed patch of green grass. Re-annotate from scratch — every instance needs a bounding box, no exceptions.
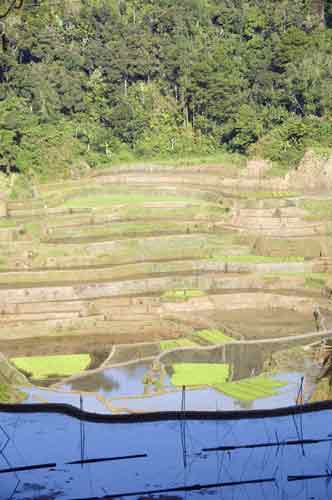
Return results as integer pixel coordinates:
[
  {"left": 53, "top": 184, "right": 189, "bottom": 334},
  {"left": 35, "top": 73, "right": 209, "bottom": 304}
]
[
  {"left": 24, "top": 221, "right": 42, "bottom": 238},
  {"left": 62, "top": 193, "right": 195, "bottom": 209},
  {"left": 0, "top": 218, "right": 21, "bottom": 228},
  {"left": 305, "top": 274, "right": 327, "bottom": 289},
  {"left": 0, "top": 384, "right": 26, "bottom": 403},
  {"left": 160, "top": 338, "right": 198, "bottom": 351},
  {"left": 240, "top": 191, "right": 299, "bottom": 200},
  {"left": 194, "top": 329, "right": 233, "bottom": 344},
  {"left": 216, "top": 376, "right": 286, "bottom": 401},
  {"left": 156, "top": 151, "right": 245, "bottom": 168},
  {"left": 302, "top": 200, "right": 332, "bottom": 220},
  {"left": 211, "top": 254, "right": 304, "bottom": 263},
  {"left": 162, "top": 289, "right": 206, "bottom": 302},
  {"left": 0, "top": 384, "right": 12, "bottom": 403},
  {"left": 264, "top": 163, "right": 290, "bottom": 178},
  {"left": 11, "top": 354, "right": 91, "bottom": 380},
  {"left": 171, "top": 363, "right": 229, "bottom": 387},
  {"left": 113, "top": 202, "right": 227, "bottom": 221}
]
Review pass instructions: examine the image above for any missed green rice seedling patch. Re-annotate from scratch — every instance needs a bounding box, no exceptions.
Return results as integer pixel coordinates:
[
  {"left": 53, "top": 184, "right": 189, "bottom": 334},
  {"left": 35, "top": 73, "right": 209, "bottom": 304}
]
[
  {"left": 11, "top": 354, "right": 91, "bottom": 380},
  {"left": 215, "top": 376, "right": 286, "bottom": 401},
  {"left": 194, "top": 329, "right": 233, "bottom": 344},
  {"left": 160, "top": 338, "right": 198, "bottom": 351},
  {"left": 170, "top": 363, "right": 229, "bottom": 387},
  {"left": 162, "top": 289, "right": 206, "bottom": 302}
]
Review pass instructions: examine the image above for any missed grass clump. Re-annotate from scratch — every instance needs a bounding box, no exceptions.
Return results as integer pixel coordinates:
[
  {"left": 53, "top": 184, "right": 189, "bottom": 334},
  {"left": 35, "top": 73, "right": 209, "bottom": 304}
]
[
  {"left": 11, "top": 354, "right": 91, "bottom": 380},
  {"left": 194, "top": 329, "right": 233, "bottom": 344},
  {"left": 171, "top": 363, "right": 229, "bottom": 387},
  {"left": 160, "top": 338, "right": 198, "bottom": 351},
  {"left": 216, "top": 376, "right": 286, "bottom": 401},
  {"left": 162, "top": 289, "right": 206, "bottom": 302}
]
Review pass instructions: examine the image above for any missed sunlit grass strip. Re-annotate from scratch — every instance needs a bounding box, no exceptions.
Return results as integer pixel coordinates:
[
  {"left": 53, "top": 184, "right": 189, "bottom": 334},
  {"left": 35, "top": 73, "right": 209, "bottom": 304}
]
[
  {"left": 11, "top": 354, "right": 91, "bottom": 380},
  {"left": 215, "top": 376, "right": 286, "bottom": 401},
  {"left": 160, "top": 338, "right": 198, "bottom": 351},
  {"left": 162, "top": 289, "right": 206, "bottom": 302},
  {"left": 62, "top": 193, "right": 194, "bottom": 209},
  {"left": 302, "top": 199, "right": 332, "bottom": 220},
  {"left": 211, "top": 254, "right": 304, "bottom": 263},
  {"left": 194, "top": 329, "right": 233, "bottom": 344},
  {"left": 171, "top": 363, "right": 229, "bottom": 387}
]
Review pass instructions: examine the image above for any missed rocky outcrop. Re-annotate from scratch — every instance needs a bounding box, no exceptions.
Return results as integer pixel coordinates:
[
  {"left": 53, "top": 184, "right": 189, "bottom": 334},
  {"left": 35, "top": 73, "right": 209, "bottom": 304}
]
[{"left": 286, "top": 150, "right": 332, "bottom": 191}]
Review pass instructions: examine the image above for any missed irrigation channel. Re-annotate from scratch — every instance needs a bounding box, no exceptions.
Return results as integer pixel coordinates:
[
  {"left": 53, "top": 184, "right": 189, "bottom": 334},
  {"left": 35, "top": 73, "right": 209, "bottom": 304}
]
[{"left": 1, "top": 162, "right": 332, "bottom": 414}]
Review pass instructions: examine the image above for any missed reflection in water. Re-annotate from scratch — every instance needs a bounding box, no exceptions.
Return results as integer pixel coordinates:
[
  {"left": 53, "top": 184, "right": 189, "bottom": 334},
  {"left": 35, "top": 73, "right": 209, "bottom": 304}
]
[
  {"left": 4, "top": 407, "right": 332, "bottom": 499},
  {"left": 60, "top": 362, "right": 152, "bottom": 398},
  {"left": 21, "top": 339, "right": 325, "bottom": 414},
  {"left": 17, "top": 342, "right": 332, "bottom": 413},
  {"left": 64, "top": 372, "right": 120, "bottom": 393}
]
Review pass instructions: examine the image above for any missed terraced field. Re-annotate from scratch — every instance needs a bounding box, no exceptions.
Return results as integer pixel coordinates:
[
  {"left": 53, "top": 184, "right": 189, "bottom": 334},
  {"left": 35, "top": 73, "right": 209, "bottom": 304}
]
[{"left": 1, "top": 162, "right": 332, "bottom": 412}]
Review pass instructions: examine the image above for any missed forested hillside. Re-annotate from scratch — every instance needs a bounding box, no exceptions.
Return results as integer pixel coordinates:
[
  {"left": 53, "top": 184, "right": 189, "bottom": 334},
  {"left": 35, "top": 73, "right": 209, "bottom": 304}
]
[{"left": 1, "top": 0, "right": 332, "bottom": 180}]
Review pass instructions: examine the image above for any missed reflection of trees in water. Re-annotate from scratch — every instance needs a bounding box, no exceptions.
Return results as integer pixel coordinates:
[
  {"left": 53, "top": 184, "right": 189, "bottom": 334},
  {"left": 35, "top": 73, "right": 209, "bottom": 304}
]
[{"left": 71, "top": 372, "right": 120, "bottom": 393}]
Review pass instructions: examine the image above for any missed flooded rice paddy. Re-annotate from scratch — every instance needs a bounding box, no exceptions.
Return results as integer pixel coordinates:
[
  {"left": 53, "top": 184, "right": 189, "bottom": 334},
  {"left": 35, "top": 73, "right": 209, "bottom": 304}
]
[
  {"left": 2, "top": 165, "right": 332, "bottom": 420},
  {"left": 15, "top": 335, "right": 328, "bottom": 414}
]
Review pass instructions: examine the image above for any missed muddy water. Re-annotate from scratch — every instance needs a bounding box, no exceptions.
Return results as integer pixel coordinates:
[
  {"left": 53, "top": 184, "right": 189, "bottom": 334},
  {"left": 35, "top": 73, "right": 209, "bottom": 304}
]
[{"left": 19, "top": 338, "right": 324, "bottom": 414}]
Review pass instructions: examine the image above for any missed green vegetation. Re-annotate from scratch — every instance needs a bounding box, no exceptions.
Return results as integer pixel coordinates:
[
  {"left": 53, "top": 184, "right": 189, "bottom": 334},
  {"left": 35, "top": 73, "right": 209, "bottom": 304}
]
[
  {"left": 305, "top": 274, "right": 327, "bottom": 289},
  {"left": 157, "top": 152, "right": 245, "bottom": 168},
  {"left": 216, "top": 376, "right": 286, "bottom": 401},
  {"left": 170, "top": 363, "right": 285, "bottom": 401},
  {"left": 0, "top": 384, "right": 13, "bottom": 403},
  {"left": 212, "top": 254, "right": 304, "bottom": 263},
  {"left": 162, "top": 289, "right": 206, "bottom": 302},
  {"left": 11, "top": 354, "right": 91, "bottom": 380},
  {"left": 240, "top": 191, "right": 299, "bottom": 200},
  {"left": 302, "top": 200, "right": 332, "bottom": 220},
  {"left": 194, "top": 329, "right": 233, "bottom": 344},
  {"left": 62, "top": 193, "right": 195, "bottom": 209},
  {"left": 2, "top": 1, "right": 332, "bottom": 181},
  {"left": 171, "top": 363, "right": 229, "bottom": 387},
  {"left": 160, "top": 338, "right": 198, "bottom": 351}
]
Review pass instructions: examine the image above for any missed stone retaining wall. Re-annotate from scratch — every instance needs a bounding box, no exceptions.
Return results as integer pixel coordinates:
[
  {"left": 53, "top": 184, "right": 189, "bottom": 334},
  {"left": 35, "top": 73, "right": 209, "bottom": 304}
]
[{"left": 0, "top": 273, "right": 316, "bottom": 306}]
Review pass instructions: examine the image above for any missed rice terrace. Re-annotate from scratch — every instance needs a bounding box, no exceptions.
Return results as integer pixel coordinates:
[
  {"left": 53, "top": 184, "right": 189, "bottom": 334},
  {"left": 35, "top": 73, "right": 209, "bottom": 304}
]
[
  {"left": 1, "top": 157, "right": 332, "bottom": 413},
  {"left": 3, "top": 0, "right": 332, "bottom": 497}
]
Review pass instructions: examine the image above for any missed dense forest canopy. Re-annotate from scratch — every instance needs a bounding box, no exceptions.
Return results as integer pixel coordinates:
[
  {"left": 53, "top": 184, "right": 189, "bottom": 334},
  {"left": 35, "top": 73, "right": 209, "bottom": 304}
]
[{"left": 1, "top": 0, "right": 332, "bottom": 179}]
